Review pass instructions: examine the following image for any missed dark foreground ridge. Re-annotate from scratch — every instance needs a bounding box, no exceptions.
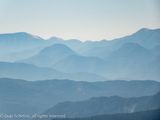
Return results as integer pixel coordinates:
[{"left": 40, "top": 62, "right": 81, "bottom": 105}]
[{"left": 53, "top": 109, "right": 160, "bottom": 120}]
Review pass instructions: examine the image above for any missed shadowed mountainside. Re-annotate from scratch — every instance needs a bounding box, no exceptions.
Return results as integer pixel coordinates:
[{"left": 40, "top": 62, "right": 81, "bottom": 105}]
[
  {"left": 45, "top": 92, "right": 160, "bottom": 118},
  {"left": 0, "top": 78, "right": 159, "bottom": 115},
  {"left": 52, "top": 109, "right": 160, "bottom": 120}
]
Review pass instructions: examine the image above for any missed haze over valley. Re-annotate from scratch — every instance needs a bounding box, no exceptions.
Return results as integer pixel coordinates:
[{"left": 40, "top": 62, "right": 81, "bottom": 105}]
[{"left": 0, "top": 28, "right": 160, "bottom": 120}]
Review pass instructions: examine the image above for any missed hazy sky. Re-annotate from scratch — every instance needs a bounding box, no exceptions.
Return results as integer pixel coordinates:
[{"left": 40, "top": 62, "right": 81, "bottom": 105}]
[{"left": 0, "top": 0, "right": 160, "bottom": 41}]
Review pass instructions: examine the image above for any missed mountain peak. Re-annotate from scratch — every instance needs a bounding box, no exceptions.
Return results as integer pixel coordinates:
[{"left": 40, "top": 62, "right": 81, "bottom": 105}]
[
  {"left": 40, "top": 44, "right": 76, "bottom": 55},
  {"left": 0, "top": 32, "right": 44, "bottom": 41},
  {"left": 113, "top": 43, "right": 147, "bottom": 55},
  {"left": 136, "top": 28, "right": 160, "bottom": 34},
  {"left": 43, "top": 44, "right": 73, "bottom": 50},
  {"left": 139, "top": 28, "right": 150, "bottom": 31},
  {"left": 0, "top": 32, "right": 33, "bottom": 37},
  {"left": 48, "top": 36, "right": 64, "bottom": 41},
  {"left": 120, "top": 42, "right": 144, "bottom": 50}
]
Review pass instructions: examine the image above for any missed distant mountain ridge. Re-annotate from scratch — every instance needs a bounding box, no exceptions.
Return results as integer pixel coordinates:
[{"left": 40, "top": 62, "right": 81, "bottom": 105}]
[
  {"left": 0, "top": 32, "right": 44, "bottom": 50},
  {"left": 0, "top": 62, "right": 107, "bottom": 81},
  {"left": 20, "top": 44, "right": 77, "bottom": 67},
  {"left": 76, "top": 28, "right": 160, "bottom": 57},
  {"left": 0, "top": 28, "right": 160, "bottom": 80},
  {"left": 0, "top": 28, "right": 160, "bottom": 120}
]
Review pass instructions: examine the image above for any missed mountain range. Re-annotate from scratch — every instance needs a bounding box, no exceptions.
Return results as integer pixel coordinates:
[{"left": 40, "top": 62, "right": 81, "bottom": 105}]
[
  {"left": 0, "top": 28, "right": 160, "bottom": 120},
  {"left": 0, "top": 28, "right": 160, "bottom": 81},
  {"left": 45, "top": 92, "right": 160, "bottom": 118},
  {"left": 0, "top": 62, "right": 106, "bottom": 81},
  {"left": 0, "top": 78, "right": 159, "bottom": 115}
]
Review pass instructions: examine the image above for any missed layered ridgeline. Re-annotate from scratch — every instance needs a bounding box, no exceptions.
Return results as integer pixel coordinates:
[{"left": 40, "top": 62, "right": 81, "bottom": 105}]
[
  {"left": 0, "top": 28, "right": 160, "bottom": 80},
  {"left": 0, "top": 78, "right": 159, "bottom": 115},
  {"left": 0, "top": 62, "right": 106, "bottom": 81},
  {"left": 45, "top": 92, "right": 160, "bottom": 118}
]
